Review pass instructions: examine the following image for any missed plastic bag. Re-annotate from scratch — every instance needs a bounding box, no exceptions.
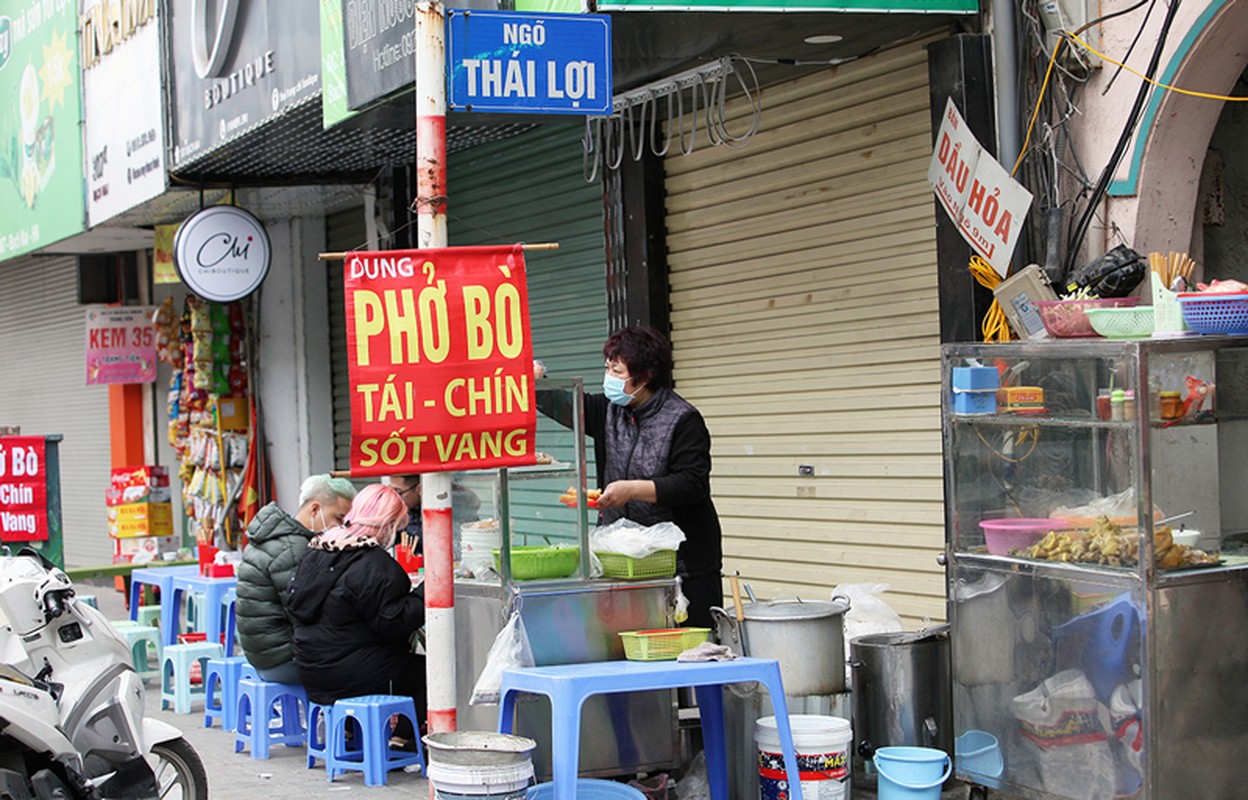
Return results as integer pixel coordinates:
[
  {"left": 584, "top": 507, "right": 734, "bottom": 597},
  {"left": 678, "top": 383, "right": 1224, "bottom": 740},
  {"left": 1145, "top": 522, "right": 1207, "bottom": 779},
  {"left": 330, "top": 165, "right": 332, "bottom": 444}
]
[
  {"left": 833, "top": 583, "right": 903, "bottom": 686},
  {"left": 673, "top": 576, "right": 689, "bottom": 624},
  {"left": 1011, "top": 669, "right": 1115, "bottom": 800},
  {"left": 470, "top": 609, "right": 534, "bottom": 706},
  {"left": 589, "top": 518, "right": 685, "bottom": 559},
  {"left": 674, "top": 751, "right": 709, "bottom": 800}
]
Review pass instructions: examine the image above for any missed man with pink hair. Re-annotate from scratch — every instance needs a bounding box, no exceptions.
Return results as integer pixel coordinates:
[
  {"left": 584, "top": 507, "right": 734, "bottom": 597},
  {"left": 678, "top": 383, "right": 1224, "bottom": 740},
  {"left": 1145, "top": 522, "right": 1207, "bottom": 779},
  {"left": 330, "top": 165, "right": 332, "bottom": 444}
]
[{"left": 288, "top": 483, "right": 427, "bottom": 746}]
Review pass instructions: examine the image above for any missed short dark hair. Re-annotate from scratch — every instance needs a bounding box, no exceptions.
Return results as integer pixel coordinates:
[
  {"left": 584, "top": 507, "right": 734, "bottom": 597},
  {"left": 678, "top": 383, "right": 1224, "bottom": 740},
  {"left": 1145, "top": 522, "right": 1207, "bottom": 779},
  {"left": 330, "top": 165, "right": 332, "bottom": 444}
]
[{"left": 604, "top": 326, "right": 673, "bottom": 390}]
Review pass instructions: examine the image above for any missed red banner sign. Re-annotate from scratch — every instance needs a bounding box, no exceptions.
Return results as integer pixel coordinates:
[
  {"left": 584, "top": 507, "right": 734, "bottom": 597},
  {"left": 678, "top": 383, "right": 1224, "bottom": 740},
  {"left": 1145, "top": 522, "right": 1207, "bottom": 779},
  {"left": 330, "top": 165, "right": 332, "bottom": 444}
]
[
  {"left": 344, "top": 245, "right": 536, "bottom": 476},
  {"left": 0, "top": 437, "right": 49, "bottom": 542}
]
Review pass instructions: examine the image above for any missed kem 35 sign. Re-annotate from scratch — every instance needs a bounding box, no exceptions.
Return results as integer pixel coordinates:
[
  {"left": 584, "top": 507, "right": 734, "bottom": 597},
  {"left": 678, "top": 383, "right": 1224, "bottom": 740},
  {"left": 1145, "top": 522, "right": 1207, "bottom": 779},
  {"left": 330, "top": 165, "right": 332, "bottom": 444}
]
[{"left": 447, "top": 10, "right": 611, "bottom": 115}]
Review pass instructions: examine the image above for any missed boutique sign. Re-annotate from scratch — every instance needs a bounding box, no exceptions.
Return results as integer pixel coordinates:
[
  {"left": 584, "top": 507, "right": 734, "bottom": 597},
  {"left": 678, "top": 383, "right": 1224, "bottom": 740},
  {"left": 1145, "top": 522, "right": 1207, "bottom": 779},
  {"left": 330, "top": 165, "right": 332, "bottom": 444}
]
[{"left": 173, "top": 206, "right": 271, "bottom": 302}]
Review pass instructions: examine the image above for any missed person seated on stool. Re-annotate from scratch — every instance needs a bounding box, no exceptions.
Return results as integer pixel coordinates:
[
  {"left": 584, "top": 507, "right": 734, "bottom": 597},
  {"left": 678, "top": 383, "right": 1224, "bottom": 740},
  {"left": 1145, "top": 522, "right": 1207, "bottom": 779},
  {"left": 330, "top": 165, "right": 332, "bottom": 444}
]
[
  {"left": 236, "top": 474, "right": 356, "bottom": 684},
  {"left": 289, "top": 484, "right": 426, "bottom": 748}
]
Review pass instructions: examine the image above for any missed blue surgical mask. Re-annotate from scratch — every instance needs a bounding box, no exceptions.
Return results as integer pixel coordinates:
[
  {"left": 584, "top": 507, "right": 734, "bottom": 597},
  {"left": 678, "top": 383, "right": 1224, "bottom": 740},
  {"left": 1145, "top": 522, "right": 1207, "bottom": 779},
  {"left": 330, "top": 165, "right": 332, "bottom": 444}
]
[{"left": 603, "top": 373, "right": 637, "bottom": 406}]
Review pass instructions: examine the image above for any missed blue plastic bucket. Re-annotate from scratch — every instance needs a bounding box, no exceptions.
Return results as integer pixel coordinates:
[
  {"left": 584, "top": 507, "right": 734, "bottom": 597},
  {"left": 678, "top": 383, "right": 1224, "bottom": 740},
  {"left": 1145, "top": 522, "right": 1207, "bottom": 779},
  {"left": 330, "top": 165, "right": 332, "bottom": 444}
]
[
  {"left": 873, "top": 747, "right": 951, "bottom": 800},
  {"left": 526, "top": 779, "right": 645, "bottom": 800},
  {"left": 955, "top": 730, "right": 1004, "bottom": 779}
]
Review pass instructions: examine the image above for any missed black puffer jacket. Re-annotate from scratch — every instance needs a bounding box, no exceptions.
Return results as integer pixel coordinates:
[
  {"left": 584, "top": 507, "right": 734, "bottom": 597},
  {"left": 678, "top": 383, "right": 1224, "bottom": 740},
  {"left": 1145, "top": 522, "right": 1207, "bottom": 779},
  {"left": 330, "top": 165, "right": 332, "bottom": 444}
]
[
  {"left": 235, "top": 503, "right": 313, "bottom": 669},
  {"left": 287, "top": 531, "right": 425, "bottom": 705}
]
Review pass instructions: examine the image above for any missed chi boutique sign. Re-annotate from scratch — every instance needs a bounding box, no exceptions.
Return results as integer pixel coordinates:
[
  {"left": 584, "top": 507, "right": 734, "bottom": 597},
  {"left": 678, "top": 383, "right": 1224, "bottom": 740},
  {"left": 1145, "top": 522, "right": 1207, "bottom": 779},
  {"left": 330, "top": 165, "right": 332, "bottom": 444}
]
[{"left": 173, "top": 206, "right": 271, "bottom": 301}]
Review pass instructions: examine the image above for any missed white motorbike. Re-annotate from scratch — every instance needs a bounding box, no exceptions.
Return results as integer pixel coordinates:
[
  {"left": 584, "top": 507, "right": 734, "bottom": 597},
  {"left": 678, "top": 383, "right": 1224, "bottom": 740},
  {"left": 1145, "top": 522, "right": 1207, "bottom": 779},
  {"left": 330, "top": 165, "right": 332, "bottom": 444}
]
[{"left": 0, "top": 548, "right": 207, "bottom": 799}]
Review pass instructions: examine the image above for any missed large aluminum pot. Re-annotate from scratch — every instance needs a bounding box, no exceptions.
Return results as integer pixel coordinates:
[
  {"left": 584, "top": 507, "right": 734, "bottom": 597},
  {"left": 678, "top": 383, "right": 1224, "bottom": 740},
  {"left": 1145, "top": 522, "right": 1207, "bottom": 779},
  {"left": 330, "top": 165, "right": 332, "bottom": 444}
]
[{"left": 710, "top": 595, "right": 851, "bottom": 695}]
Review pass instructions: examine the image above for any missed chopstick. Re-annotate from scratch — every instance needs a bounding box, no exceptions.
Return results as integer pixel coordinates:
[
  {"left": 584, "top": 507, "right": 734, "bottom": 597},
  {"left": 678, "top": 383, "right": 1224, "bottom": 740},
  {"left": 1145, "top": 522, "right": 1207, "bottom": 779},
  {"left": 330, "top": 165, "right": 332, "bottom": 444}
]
[{"left": 1149, "top": 251, "right": 1197, "bottom": 290}]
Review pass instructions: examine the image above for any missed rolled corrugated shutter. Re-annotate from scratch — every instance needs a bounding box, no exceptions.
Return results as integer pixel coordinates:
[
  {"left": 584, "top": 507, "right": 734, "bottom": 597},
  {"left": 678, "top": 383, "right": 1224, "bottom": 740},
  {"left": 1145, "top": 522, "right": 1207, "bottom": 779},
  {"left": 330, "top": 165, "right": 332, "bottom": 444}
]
[
  {"left": 0, "top": 255, "right": 113, "bottom": 566},
  {"left": 665, "top": 36, "right": 946, "bottom": 623}
]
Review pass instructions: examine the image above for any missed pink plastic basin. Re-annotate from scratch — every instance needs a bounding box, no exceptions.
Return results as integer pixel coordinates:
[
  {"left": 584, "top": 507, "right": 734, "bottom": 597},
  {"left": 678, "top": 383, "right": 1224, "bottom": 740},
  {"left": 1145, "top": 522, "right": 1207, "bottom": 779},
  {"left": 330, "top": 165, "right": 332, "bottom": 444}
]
[{"left": 978, "top": 518, "right": 1058, "bottom": 555}]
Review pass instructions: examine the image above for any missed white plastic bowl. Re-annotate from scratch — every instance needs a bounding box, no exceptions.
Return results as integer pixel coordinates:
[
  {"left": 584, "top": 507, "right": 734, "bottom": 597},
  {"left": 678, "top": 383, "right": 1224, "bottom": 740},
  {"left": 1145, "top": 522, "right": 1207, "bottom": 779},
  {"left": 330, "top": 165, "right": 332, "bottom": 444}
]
[{"left": 1172, "top": 530, "right": 1200, "bottom": 548}]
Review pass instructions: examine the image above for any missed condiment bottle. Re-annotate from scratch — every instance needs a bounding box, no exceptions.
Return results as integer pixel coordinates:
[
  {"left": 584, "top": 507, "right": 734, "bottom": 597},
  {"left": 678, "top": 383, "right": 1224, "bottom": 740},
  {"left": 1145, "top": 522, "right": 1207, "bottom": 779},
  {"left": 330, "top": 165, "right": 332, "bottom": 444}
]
[
  {"left": 1111, "top": 389, "right": 1125, "bottom": 421},
  {"left": 1097, "top": 389, "right": 1113, "bottom": 421},
  {"left": 1160, "top": 391, "right": 1183, "bottom": 420},
  {"left": 1123, "top": 390, "right": 1137, "bottom": 421}
]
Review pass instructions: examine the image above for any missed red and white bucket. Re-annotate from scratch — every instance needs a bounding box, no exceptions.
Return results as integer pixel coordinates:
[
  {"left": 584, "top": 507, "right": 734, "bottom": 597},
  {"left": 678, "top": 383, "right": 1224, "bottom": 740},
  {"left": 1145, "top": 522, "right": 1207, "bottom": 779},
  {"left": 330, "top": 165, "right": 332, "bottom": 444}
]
[{"left": 756, "top": 715, "right": 852, "bottom": 800}]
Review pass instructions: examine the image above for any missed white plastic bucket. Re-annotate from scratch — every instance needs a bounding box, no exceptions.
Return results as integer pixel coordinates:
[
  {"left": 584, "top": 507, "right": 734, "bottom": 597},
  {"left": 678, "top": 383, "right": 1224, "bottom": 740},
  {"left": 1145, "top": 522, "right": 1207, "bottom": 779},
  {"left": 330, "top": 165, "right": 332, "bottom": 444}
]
[
  {"left": 461, "top": 524, "right": 501, "bottom": 570},
  {"left": 427, "top": 760, "right": 534, "bottom": 800},
  {"left": 756, "top": 715, "right": 852, "bottom": 800}
]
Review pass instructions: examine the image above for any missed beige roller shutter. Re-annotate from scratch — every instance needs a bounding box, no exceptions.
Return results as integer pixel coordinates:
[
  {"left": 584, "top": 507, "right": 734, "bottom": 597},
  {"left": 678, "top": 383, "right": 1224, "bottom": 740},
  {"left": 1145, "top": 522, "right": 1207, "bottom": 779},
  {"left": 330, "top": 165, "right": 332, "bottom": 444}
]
[
  {"left": 0, "top": 255, "right": 113, "bottom": 567},
  {"left": 665, "top": 35, "right": 945, "bottom": 624}
]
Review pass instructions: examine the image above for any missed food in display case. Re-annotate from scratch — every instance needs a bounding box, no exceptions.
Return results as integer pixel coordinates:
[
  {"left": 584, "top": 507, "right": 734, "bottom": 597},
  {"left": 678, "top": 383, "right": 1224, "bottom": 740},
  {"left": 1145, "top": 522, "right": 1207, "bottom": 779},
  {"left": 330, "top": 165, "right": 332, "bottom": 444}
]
[{"left": 1017, "top": 516, "right": 1220, "bottom": 569}]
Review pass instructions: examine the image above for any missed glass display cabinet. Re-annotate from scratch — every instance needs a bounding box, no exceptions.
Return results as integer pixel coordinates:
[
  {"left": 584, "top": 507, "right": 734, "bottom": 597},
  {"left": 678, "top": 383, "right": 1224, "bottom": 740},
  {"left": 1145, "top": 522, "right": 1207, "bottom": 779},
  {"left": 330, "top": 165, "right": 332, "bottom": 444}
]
[
  {"left": 941, "top": 338, "right": 1248, "bottom": 800},
  {"left": 452, "top": 378, "right": 679, "bottom": 778}
]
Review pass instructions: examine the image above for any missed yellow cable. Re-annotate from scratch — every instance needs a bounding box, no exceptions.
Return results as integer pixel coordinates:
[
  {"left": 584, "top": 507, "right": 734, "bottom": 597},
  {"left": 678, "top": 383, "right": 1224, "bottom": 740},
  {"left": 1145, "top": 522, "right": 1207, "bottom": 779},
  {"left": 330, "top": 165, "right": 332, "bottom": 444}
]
[
  {"left": 968, "top": 255, "right": 1014, "bottom": 342},
  {"left": 1012, "top": 36, "right": 1064, "bottom": 177},
  {"left": 1064, "top": 31, "right": 1248, "bottom": 103}
]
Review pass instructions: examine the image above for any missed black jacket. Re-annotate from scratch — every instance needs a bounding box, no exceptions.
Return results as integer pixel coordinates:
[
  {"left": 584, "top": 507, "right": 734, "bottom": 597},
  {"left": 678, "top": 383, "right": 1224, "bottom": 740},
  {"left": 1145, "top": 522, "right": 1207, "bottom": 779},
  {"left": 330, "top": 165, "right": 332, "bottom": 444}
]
[{"left": 287, "top": 538, "right": 425, "bottom": 704}]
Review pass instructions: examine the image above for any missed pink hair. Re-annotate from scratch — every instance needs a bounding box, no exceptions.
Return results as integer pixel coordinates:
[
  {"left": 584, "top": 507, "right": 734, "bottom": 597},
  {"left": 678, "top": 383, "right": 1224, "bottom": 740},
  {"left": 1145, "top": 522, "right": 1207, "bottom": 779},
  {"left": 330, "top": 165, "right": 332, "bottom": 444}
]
[{"left": 343, "top": 484, "right": 408, "bottom": 548}]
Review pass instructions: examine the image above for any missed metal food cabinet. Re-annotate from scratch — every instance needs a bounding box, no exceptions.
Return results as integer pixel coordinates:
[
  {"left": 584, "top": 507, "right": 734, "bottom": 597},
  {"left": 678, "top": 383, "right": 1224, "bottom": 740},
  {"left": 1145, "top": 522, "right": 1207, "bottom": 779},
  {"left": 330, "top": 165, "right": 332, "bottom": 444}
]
[
  {"left": 450, "top": 378, "right": 679, "bottom": 778},
  {"left": 941, "top": 338, "right": 1248, "bottom": 800}
]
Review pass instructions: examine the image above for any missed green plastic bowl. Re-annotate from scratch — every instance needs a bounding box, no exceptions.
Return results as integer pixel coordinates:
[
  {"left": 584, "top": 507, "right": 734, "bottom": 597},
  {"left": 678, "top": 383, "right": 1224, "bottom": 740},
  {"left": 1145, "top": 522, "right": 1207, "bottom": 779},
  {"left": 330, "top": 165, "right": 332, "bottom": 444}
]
[{"left": 491, "top": 546, "right": 580, "bottom": 580}]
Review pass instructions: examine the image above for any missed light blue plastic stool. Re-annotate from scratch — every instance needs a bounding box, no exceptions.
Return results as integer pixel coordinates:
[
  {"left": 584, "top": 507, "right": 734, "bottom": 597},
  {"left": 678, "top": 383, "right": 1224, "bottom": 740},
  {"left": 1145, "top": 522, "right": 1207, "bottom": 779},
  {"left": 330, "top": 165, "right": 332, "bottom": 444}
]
[
  {"left": 160, "top": 642, "right": 223, "bottom": 714},
  {"left": 117, "top": 625, "right": 161, "bottom": 683},
  {"left": 325, "top": 695, "right": 424, "bottom": 785},
  {"left": 204, "top": 656, "right": 256, "bottom": 731},
  {"left": 498, "top": 658, "right": 806, "bottom": 800},
  {"left": 185, "top": 593, "right": 205, "bottom": 633},
  {"left": 234, "top": 678, "right": 308, "bottom": 760},
  {"left": 76, "top": 594, "right": 98, "bottom": 609},
  {"left": 306, "top": 702, "right": 335, "bottom": 769},
  {"left": 136, "top": 605, "right": 161, "bottom": 629},
  {"left": 221, "top": 588, "right": 238, "bottom": 656}
]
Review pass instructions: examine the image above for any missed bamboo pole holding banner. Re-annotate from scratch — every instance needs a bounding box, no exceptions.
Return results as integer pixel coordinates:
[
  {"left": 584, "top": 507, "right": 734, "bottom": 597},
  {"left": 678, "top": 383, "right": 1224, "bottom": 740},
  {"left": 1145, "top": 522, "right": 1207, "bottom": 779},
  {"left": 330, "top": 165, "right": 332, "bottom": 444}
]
[
  {"left": 414, "top": 0, "right": 458, "bottom": 739},
  {"left": 317, "top": 242, "right": 559, "bottom": 261}
]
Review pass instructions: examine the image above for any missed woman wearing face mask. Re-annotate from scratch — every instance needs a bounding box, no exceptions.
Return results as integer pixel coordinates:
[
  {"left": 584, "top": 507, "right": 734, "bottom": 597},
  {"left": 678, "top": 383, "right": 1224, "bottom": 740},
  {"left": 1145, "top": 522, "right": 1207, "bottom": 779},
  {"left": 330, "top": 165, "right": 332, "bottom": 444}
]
[
  {"left": 288, "top": 483, "right": 427, "bottom": 747},
  {"left": 540, "top": 326, "right": 723, "bottom": 628}
]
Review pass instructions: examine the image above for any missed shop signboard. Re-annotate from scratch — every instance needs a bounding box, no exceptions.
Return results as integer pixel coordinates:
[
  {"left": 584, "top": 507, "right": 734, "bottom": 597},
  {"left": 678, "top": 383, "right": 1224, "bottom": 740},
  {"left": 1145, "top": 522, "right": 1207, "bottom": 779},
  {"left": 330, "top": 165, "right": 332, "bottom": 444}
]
[
  {"left": 340, "top": 0, "right": 415, "bottom": 111},
  {"left": 167, "top": 0, "right": 322, "bottom": 168},
  {"left": 0, "top": 2, "right": 85, "bottom": 261},
  {"left": 447, "top": 10, "right": 611, "bottom": 115},
  {"left": 343, "top": 245, "right": 537, "bottom": 475},
  {"left": 80, "top": 0, "right": 167, "bottom": 226},
  {"left": 173, "top": 206, "right": 271, "bottom": 302},
  {"left": 0, "top": 436, "right": 49, "bottom": 543},
  {"left": 599, "top": 0, "right": 972, "bottom": 8},
  {"left": 927, "top": 97, "right": 1033, "bottom": 278},
  {"left": 84, "top": 305, "right": 157, "bottom": 385},
  {"left": 320, "top": 0, "right": 358, "bottom": 128}
]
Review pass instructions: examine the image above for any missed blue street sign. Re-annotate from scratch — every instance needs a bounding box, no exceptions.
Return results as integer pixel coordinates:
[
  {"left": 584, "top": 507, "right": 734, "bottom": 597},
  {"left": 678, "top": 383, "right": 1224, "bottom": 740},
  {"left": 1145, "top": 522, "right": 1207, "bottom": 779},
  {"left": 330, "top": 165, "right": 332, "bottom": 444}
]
[{"left": 447, "top": 10, "right": 612, "bottom": 115}]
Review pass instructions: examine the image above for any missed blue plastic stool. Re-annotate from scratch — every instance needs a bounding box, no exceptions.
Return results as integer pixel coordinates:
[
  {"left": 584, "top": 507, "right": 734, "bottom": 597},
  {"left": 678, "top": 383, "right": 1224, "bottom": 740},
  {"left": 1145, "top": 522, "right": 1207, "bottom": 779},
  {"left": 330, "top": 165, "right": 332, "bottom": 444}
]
[
  {"left": 160, "top": 642, "right": 223, "bottom": 714},
  {"left": 221, "top": 588, "right": 238, "bottom": 656},
  {"left": 306, "top": 702, "right": 334, "bottom": 769},
  {"left": 76, "top": 594, "right": 98, "bottom": 609},
  {"left": 528, "top": 780, "right": 646, "bottom": 800},
  {"left": 129, "top": 564, "right": 198, "bottom": 645},
  {"left": 204, "top": 656, "right": 254, "bottom": 731},
  {"left": 169, "top": 574, "right": 237, "bottom": 648},
  {"left": 498, "top": 658, "right": 805, "bottom": 800},
  {"left": 235, "top": 679, "right": 308, "bottom": 760},
  {"left": 185, "top": 593, "right": 205, "bottom": 633},
  {"left": 117, "top": 625, "right": 161, "bottom": 682},
  {"left": 325, "top": 695, "right": 424, "bottom": 785}
]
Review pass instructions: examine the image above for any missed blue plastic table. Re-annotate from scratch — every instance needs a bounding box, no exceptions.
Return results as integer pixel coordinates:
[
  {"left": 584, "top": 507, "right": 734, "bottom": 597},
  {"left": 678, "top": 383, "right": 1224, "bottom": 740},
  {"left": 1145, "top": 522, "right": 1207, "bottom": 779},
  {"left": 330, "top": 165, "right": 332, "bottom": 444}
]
[
  {"left": 168, "top": 573, "right": 238, "bottom": 648},
  {"left": 128, "top": 564, "right": 198, "bottom": 644},
  {"left": 498, "top": 658, "right": 804, "bottom": 800}
]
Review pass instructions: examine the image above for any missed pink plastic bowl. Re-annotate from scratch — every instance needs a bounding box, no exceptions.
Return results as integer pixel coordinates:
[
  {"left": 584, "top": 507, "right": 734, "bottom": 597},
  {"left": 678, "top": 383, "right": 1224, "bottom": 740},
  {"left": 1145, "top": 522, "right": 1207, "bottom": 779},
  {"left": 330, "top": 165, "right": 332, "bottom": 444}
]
[{"left": 978, "top": 518, "right": 1059, "bottom": 555}]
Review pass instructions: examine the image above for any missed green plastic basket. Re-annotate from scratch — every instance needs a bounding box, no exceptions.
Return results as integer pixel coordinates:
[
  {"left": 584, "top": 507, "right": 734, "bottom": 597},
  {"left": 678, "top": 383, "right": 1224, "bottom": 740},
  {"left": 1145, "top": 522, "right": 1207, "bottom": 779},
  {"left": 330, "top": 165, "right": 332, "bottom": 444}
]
[
  {"left": 619, "top": 628, "right": 710, "bottom": 661},
  {"left": 597, "top": 549, "right": 677, "bottom": 579},
  {"left": 491, "top": 546, "right": 580, "bottom": 580},
  {"left": 1084, "top": 306, "right": 1155, "bottom": 339}
]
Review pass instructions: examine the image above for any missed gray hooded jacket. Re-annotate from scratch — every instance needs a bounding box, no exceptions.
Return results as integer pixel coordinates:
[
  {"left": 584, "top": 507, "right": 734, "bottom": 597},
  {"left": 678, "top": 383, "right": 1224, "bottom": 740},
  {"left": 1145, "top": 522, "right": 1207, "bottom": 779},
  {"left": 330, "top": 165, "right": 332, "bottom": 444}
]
[{"left": 235, "top": 503, "right": 313, "bottom": 669}]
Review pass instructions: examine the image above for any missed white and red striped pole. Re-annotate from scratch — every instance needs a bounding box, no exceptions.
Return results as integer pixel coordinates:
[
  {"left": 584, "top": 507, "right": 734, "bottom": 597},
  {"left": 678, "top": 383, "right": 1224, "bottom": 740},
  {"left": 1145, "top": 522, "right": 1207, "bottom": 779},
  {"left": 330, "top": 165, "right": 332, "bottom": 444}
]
[{"left": 415, "top": 0, "right": 456, "bottom": 738}]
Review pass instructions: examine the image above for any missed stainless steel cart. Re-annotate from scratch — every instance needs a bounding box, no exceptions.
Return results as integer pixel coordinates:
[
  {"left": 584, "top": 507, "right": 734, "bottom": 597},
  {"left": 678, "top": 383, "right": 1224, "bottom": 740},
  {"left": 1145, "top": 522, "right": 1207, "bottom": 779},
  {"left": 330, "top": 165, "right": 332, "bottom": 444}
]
[
  {"left": 941, "top": 337, "right": 1248, "bottom": 800},
  {"left": 450, "top": 378, "right": 680, "bottom": 778}
]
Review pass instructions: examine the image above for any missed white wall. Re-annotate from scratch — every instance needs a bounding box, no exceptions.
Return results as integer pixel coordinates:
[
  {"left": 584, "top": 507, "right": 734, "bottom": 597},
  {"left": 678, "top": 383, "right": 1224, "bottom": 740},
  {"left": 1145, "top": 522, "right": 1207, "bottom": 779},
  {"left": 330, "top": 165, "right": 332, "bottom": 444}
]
[{"left": 256, "top": 216, "right": 335, "bottom": 511}]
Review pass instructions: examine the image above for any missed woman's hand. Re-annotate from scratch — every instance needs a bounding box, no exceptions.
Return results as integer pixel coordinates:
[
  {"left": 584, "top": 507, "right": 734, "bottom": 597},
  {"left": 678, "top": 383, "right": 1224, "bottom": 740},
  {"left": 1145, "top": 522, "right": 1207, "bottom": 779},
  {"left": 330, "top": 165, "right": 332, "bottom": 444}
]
[{"left": 597, "top": 480, "right": 657, "bottom": 509}]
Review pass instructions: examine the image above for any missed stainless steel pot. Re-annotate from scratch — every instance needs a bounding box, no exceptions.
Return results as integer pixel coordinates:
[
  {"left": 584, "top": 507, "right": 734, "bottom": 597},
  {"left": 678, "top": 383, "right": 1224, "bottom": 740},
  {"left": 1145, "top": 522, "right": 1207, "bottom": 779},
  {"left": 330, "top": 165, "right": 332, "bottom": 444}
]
[
  {"left": 710, "top": 595, "right": 851, "bottom": 695},
  {"left": 849, "top": 625, "right": 951, "bottom": 787}
]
